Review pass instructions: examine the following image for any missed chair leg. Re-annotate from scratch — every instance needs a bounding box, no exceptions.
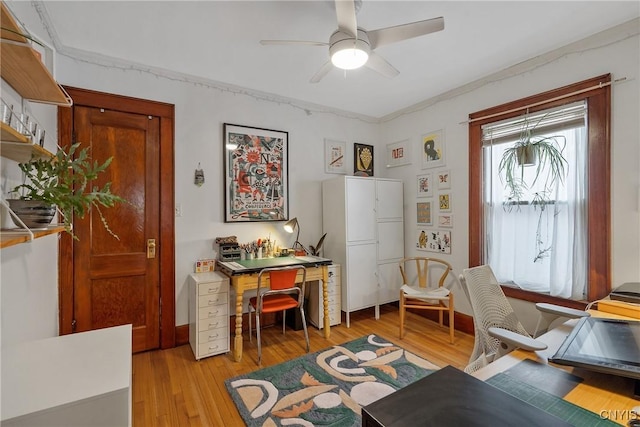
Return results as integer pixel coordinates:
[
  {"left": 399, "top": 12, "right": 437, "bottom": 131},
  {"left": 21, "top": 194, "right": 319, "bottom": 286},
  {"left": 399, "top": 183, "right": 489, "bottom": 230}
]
[
  {"left": 448, "top": 295, "right": 455, "bottom": 344},
  {"left": 248, "top": 307, "right": 252, "bottom": 343},
  {"left": 299, "top": 306, "right": 310, "bottom": 353},
  {"left": 256, "top": 311, "right": 262, "bottom": 365},
  {"left": 282, "top": 309, "right": 286, "bottom": 335},
  {"left": 399, "top": 293, "right": 405, "bottom": 339}
]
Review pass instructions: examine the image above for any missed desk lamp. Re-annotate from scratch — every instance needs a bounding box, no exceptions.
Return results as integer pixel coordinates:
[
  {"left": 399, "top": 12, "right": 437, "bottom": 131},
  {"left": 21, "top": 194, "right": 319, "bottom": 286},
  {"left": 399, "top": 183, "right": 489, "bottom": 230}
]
[{"left": 283, "top": 217, "right": 308, "bottom": 254}]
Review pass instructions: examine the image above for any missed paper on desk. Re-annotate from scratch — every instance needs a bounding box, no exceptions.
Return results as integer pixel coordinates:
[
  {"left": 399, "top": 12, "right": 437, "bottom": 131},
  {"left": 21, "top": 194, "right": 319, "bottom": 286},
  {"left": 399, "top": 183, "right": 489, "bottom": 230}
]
[{"left": 219, "top": 261, "right": 245, "bottom": 270}]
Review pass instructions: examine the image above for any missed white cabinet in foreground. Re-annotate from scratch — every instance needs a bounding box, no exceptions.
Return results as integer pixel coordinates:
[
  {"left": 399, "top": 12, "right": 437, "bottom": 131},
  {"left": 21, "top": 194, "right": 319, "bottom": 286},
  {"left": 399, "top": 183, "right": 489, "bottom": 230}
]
[{"left": 1, "top": 324, "right": 132, "bottom": 426}]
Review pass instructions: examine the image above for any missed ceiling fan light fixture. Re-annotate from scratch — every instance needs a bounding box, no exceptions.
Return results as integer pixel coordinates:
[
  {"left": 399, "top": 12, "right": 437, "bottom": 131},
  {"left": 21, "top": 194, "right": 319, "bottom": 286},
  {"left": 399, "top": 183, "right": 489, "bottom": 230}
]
[
  {"left": 331, "top": 46, "right": 369, "bottom": 70},
  {"left": 329, "top": 30, "right": 370, "bottom": 70}
]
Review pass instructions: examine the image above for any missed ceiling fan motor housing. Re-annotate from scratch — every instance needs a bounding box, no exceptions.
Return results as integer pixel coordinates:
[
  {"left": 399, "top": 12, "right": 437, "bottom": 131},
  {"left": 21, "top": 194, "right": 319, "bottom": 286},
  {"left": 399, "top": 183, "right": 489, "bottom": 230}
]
[{"left": 329, "top": 29, "right": 371, "bottom": 69}]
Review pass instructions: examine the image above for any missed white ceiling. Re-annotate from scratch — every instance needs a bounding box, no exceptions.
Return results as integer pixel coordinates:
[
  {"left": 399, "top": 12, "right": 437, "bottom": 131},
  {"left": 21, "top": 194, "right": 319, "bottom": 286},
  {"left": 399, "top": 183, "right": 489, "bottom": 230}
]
[{"left": 37, "top": 1, "right": 640, "bottom": 119}]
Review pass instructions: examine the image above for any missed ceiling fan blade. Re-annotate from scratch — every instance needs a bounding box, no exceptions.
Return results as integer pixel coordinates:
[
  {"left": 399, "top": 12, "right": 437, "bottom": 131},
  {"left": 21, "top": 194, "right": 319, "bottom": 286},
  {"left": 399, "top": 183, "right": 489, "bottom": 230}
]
[
  {"left": 335, "top": 0, "right": 357, "bottom": 38},
  {"left": 364, "top": 51, "right": 399, "bottom": 78},
  {"left": 260, "top": 40, "right": 328, "bottom": 47},
  {"left": 310, "top": 61, "right": 334, "bottom": 83},
  {"left": 368, "top": 16, "right": 444, "bottom": 49}
]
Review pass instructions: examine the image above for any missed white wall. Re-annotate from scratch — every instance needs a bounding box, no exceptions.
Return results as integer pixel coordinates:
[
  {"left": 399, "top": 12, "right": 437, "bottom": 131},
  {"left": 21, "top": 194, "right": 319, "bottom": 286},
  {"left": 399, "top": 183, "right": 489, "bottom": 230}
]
[{"left": 2, "top": 1, "right": 638, "bottom": 342}]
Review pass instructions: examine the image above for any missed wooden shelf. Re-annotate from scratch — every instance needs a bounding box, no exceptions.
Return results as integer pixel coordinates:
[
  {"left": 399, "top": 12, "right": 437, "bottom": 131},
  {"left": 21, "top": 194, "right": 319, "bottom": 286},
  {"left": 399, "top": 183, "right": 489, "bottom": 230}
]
[
  {"left": 1, "top": 122, "right": 53, "bottom": 162},
  {"left": 0, "top": 3, "right": 71, "bottom": 106},
  {"left": 0, "top": 225, "right": 65, "bottom": 248}
]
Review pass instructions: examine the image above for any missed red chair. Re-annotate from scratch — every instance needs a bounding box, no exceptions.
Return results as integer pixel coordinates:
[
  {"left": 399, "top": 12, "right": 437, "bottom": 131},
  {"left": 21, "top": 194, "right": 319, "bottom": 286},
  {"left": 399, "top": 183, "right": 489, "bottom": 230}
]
[{"left": 248, "top": 265, "right": 310, "bottom": 364}]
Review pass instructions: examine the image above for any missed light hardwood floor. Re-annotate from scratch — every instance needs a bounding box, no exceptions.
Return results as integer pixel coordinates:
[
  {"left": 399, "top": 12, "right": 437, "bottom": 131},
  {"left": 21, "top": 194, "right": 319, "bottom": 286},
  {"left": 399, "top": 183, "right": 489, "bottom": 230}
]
[{"left": 132, "top": 304, "right": 475, "bottom": 426}]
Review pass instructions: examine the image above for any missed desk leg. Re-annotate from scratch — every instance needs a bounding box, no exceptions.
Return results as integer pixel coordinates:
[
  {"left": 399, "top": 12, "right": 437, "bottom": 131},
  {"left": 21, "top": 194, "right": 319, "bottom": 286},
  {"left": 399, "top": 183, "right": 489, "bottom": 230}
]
[
  {"left": 322, "top": 266, "right": 330, "bottom": 338},
  {"left": 233, "top": 283, "right": 244, "bottom": 362}
]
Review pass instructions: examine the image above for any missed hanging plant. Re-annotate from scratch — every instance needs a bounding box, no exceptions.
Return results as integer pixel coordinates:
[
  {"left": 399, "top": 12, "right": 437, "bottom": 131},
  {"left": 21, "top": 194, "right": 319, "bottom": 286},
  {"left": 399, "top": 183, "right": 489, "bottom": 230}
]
[{"left": 497, "top": 115, "right": 569, "bottom": 261}]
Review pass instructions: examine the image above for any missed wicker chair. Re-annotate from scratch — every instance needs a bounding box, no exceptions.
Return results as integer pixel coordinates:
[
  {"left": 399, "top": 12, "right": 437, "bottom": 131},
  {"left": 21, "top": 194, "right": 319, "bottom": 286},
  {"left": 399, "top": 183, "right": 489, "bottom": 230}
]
[{"left": 398, "top": 257, "right": 455, "bottom": 343}]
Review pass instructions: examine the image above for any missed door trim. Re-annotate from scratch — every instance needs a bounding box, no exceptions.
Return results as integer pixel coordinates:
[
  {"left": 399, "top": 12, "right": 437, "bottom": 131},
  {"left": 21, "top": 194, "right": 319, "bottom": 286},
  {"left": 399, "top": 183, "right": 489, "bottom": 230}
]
[{"left": 58, "top": 86, "right": 176, "bottom": 349}]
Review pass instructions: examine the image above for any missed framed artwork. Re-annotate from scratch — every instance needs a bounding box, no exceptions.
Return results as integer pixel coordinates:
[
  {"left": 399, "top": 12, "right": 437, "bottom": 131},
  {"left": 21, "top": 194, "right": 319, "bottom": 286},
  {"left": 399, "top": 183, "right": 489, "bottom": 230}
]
[
  {"left": 421, "top": 129, "right": 445, "bottom": 169},
  {"left": 354, "top": 143, "right": 374, "bottom": 176},
  {"left": 439, "top": 192, "right": 451, "bottom": 212},
  {"left": 416, "top": 228, "right": 451, "bottom": 254},
  {"left": 417, "top": 201, "right": 432, "bottom": 225},
  {"left": 437, "top": 169, "right": 451, "bottom": 190},
  {"left": 417, "top": 173, "right": 433, "bottom": 198},
  {"left": 324, "top": 139, "right": 347, "bottom": 174},
  {"left": 223, "top": 123, "right": 288, "bottom": 222},
  {"left": 386, "top": 139, "right": 411, "bottom": 168},
  {"left": 438, "top": 214, "right": 453, "bottom": 228}
]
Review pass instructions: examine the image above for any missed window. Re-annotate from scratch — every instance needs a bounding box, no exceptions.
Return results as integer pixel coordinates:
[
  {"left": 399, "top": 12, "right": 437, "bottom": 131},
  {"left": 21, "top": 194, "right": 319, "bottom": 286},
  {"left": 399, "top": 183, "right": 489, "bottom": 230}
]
[{"left": 468, "top": 75, "right": 611, "bottom": 306}]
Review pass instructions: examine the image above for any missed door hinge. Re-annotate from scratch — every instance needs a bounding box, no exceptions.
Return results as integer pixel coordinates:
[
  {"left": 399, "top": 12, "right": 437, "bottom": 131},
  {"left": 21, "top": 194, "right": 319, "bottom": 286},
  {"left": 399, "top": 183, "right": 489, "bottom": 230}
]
[{"left": 71, "top": 318, "right": 77, "bottom": 332}]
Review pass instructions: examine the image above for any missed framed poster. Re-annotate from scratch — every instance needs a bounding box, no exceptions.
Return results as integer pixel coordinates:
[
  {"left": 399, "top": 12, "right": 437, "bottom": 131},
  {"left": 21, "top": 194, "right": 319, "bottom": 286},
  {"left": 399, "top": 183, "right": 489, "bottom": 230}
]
[
  {"left": 386, "top": 139, "right": 411, "bottom": 168},
  {"left": 354, "top": 143, "right": 374, "bottom": 176},
  {"left": 416, "top": 228, "right": 451, "bottom": 254},
  {"left": 417, "top": 201, "right": 432, "bottom": 225},
  {"left": 439, "top": 192, "right": 451, "bottom": 212},
  {"left": 223, "top": 123, "right": 288, "bottom": 222},
  {"left": 437, "top": 169, "right": 451, "bottom": 190},
  {"left": 325, "top": 139, "right": 347, "bottom": 174},
  {"left": 421, "top": 129, "right": 445, "bottom": 169},
  {"left": 417, "top": 173, "right": 433, "bottom": 198}
]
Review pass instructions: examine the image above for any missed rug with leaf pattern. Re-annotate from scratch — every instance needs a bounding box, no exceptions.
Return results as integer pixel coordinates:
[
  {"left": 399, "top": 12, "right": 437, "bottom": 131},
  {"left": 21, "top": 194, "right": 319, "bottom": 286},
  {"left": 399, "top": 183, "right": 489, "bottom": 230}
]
[{"left": 225, "top": 334, "right": 439, "bottom": 426}]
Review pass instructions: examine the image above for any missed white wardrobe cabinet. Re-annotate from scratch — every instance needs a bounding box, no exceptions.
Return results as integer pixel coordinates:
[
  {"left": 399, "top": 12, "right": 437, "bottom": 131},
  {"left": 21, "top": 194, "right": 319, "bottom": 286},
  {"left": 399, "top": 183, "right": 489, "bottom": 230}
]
[{"left": 322, "top": 176, "right": 404, "bottom": 327}]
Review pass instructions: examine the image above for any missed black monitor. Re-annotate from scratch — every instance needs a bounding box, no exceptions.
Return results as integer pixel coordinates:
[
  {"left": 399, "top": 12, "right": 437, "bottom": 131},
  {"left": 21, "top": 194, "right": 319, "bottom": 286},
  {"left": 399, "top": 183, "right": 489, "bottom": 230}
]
[{"left": 550, "top": 317, "right": 640, "bottom": 382}]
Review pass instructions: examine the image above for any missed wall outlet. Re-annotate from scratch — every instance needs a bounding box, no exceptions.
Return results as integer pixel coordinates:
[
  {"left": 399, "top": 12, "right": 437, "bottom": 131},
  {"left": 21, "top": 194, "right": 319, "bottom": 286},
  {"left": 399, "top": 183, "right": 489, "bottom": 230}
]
[{"left": 175, "top": 203, "right": 182, "bottom": 217}]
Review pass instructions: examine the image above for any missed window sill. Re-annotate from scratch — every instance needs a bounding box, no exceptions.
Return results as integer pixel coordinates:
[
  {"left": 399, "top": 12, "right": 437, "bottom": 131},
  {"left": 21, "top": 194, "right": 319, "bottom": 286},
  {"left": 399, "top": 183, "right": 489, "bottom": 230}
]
[{"left": 501, "top": 285, "right": 588, "bottom": 311}]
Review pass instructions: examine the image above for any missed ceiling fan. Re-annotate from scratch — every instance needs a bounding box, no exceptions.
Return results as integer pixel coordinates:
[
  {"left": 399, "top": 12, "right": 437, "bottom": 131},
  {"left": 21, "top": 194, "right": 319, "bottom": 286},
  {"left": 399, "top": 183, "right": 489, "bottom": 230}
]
[{"left": 260, "top": 0, "right": 444, "bottom": 83}]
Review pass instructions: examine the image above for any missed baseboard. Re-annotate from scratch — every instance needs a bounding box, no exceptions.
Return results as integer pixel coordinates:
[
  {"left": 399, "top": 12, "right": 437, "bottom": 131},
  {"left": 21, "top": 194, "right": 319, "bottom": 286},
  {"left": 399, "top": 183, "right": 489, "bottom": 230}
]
[
  {"left": 175, "top": 307, "right": 474, "bottom": 347},
  {"left": 175, "top": 324, "right": 189, "bottom": 346}
]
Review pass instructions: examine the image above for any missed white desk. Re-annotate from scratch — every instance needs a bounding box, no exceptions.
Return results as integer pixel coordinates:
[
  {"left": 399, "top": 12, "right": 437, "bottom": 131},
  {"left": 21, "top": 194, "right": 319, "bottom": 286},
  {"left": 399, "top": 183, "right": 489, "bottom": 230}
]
[{"left": 1, "top": 325, "right": 132, "bottom": 426}]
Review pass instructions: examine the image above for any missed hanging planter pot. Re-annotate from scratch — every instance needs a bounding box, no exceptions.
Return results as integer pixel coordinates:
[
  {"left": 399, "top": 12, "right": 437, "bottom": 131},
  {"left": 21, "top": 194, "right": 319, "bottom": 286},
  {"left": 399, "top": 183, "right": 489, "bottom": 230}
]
[
  {"left": 516, "top": 144, "right": 538, "bottom": 166},
  {"left": 7, "top": 199, "right": 56, "bottom": 229}
]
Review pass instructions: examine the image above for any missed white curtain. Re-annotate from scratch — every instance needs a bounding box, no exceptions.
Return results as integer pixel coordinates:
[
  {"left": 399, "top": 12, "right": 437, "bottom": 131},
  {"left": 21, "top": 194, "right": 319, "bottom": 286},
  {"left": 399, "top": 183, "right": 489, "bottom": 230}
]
[{"left": 484, "top": 126, "right": 587, "bottom": 299}]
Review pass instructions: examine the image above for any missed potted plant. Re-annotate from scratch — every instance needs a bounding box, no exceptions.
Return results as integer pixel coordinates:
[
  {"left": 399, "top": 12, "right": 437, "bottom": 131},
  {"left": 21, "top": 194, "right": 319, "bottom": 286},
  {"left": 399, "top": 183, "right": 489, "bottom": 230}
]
[
  {"left": 497, "top": 117, "right": 568, "bottom": 261},
  {"left": 9, "top": 142, "right": 125, "bottom": 239}
]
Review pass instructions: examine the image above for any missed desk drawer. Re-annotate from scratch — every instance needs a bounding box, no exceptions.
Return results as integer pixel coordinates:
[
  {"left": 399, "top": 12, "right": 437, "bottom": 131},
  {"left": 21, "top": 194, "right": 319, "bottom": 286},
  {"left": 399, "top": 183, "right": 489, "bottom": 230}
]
[
  {"left": 198, "top": 281, "right": 228, "bottom": 296},
  {"left": 198, "top": 326, "right": 228, "bottom": 344},
  {"left": 198, "top": 304, "right": 228, "bottom": 320},
  {"left": 198, "top": 338, "right": 228, "bottom": 358},
  {"left": 198, "top": 316, "right": 228, "bottom": 332},
  {"left": 198, "top": 292, "right": 227, "bottom": 308}
]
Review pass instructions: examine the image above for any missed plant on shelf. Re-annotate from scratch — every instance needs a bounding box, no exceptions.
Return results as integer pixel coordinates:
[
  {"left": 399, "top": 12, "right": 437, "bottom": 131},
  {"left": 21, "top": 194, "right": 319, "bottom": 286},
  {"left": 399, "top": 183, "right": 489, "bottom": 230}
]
[
  {"left": 9, "top": 142, "right": 125, "bottom": 240},
  {"left": 497, "top": 115, "right": 568, "bottom": 262}
]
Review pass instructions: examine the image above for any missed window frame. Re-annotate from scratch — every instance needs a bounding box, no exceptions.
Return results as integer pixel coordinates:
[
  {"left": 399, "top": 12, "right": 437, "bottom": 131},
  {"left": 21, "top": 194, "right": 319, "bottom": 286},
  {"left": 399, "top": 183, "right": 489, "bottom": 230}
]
[{"left": 468, "top": 74, "right": 611, "bottom": 309}]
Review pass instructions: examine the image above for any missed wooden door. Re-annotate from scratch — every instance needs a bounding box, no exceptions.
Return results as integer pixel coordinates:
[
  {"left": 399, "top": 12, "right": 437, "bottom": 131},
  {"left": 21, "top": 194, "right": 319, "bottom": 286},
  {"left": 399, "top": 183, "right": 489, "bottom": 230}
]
[{"left": 58, "top": 87, "right": 175, "bottom": 353}]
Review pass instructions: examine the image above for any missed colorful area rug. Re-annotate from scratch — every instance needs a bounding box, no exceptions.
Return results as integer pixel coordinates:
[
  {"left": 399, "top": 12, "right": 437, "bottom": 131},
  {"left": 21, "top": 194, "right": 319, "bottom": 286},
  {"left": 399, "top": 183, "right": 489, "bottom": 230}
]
[{"left": 225, "top": 334, "right": 439, "bottom": 426}]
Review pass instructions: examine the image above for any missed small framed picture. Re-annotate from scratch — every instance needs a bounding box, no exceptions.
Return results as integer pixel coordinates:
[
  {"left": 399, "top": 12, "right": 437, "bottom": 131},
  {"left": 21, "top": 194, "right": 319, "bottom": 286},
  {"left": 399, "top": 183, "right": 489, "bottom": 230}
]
[
  {"left": 439, "top": 192, "right": 451, "bottom": 212},
  {"left": 325, "top": 139, "right": 347, "bottom": 174},
  {"left": 417, "top": 201, "right": 432, "bottom": 225},
  {"left": 417, "top": 173, "right": 433, "bottom": 198},
  {"left": 438, "top": 214, "right": 453, "bottom": 228},
  {"left": 416, "top": 228, "right": 451, "bottom": 254},
  {"left": 386, "top": 139, "right": 411, "bottom": 168},
  {"left": 421, "top": 129, "right": 445, "bottom": 169},
  {"left": 354, "top": 143, "right": 374, "bottom": 176},
  {"left": 437, "top": 169, "right": 451, "bottom": 190}
]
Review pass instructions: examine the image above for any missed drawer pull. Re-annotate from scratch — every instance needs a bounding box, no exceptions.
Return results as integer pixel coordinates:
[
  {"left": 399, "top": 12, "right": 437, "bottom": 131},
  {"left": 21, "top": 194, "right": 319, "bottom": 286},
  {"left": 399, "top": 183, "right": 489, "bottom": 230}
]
[
  {"left": 208, "top": 333, "right": 219, "bottom": 339},
  {"left": 208, "top": 310, "right": 219, "bottom": 316},
  {"left": 209, "top": 322, "right": 220, "bottom": 328},
  {"left": 207, "top": 287, "right": 219, "bottom": 293},
  {"left": 208, "top": 345, "right": 219, "bottom": 350}
]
